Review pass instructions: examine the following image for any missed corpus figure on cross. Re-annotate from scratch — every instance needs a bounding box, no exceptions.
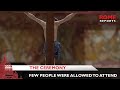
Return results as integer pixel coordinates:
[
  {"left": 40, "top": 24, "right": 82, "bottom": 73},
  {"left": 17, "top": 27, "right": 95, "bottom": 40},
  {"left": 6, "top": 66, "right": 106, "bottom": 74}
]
[{"left": 24, "top": 12, "right": 77, "bottom": 64}]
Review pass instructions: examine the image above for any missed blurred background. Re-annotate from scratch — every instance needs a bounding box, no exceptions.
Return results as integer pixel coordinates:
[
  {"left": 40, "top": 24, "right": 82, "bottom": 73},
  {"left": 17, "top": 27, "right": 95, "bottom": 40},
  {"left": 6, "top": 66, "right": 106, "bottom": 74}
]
[{"left": 0, "top": 11, "right": 120, "bottom": 68}]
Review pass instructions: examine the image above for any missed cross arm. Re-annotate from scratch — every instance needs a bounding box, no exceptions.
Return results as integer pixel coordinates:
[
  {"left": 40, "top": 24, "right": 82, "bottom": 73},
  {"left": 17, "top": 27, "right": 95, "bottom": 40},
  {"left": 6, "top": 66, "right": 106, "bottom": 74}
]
[
  {"left": 55, "top": 13, "right": 77, "bottom": 25},
  {"left": 24, "top": 12, "right": 46, "bottom": 26}
]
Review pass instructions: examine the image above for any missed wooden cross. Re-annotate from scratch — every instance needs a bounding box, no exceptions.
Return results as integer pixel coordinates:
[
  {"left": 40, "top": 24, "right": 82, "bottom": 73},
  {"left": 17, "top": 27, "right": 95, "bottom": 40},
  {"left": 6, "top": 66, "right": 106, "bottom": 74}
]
[{"left": 46, "top": 13, "right": 54, "bottom": 64}]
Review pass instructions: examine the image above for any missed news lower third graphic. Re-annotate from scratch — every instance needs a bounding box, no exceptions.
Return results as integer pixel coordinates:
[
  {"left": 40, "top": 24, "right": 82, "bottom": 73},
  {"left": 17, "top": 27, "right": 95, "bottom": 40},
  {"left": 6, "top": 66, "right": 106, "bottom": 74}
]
[
  {"left": 0, "top": 56, "right": 119, "bottom": 79},
  {"left": 12, "top": 65, "right": 97, "bottom": 71}
]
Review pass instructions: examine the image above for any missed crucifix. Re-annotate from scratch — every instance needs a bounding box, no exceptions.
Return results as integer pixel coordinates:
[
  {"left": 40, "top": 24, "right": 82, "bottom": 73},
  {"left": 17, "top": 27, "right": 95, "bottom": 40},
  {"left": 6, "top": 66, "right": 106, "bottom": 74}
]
[{"left": 24, "top": 12, "right": 77, "bottom": 65}]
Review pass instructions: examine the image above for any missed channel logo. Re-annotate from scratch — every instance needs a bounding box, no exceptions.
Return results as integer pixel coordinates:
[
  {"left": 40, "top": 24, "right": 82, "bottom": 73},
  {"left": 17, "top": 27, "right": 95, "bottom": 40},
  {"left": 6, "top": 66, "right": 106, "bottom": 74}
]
[{"left": 99, "top": 15, "right": 116, "bottom": 23}]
